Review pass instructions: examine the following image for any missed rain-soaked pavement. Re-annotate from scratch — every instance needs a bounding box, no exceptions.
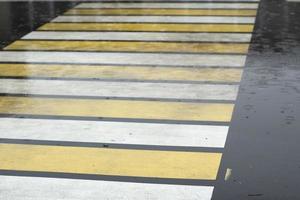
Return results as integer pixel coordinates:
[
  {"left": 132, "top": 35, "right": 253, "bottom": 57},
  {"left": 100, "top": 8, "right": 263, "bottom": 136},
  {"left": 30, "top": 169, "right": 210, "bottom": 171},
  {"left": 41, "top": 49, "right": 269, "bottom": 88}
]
[
  {"left": 213, "top": 0, "right": 300, "bottom": 199},
  {"left": 0, "top": 0, "right": 299, "bottom": 199}
]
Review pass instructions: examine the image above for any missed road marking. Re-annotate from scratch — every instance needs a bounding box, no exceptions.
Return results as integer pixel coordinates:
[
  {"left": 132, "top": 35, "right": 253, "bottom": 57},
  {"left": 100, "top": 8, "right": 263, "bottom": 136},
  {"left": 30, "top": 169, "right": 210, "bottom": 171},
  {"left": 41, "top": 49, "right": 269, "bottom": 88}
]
[
  {"left": 76, "top": 3, "right": 258, "bottom": 9},
  {"left": 39, "top": 22, "right": 254, "bottom": 32},
  {"left": 0, "top": 63, "right": 243, "bottom": 82},
  {"left": 0, "top": 79, "right": 239, "bottom": 101},
  {"left": 0, "top": 51, "right": 247, "bottom": 67},
  {"left": 65, "top": 8, "right": 257, "bottom": 16},
  {"left": 0, "top": 0, "right": 258, "bottom": 195},
  {"left": 0, "top": 118, "right": 228, "bottom": 148},
  {"left": 5, "top": 40, "right": 250, "bottom": 54},
  {"left": 23, "top": 31, "right": 253, "bottom": 42},
  {"left": 0, "top": 143, "right": 222, "bottom": 180},
  {"left": 0, "top": 96, "right": 234, "bottom": 122},
  {"left": 0, "top": 176, "right": 214, "bottom": 200},
  {"left": 53, "top": 16, "right": 256, "bottom": 24},
  {"left": 0, "top": 0, "right": 259, "bottom": 198}
]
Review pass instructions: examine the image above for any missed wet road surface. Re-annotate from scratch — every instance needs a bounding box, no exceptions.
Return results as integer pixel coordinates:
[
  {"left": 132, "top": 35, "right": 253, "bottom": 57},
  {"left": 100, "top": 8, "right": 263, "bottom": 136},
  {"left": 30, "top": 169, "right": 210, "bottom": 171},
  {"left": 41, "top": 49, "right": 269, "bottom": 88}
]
[
  {"left": 213, "top": 0, "right": 300, "bottom": 199},
  {"left": 0, "top": 0, "right": 299, "bottom": 199}
]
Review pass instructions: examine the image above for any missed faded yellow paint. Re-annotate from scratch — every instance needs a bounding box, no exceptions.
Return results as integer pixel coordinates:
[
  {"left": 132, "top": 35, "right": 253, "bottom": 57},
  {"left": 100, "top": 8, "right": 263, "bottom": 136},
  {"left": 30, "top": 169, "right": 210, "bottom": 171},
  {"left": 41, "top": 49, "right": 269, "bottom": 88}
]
[
  {"left": 65, "top": 8, "right": 257, "bottom": 16},
  {"left": 0, "top": 63, "right": 243, "bottom": 82},
  {"left": 0, "top": 143, "right": 222, "bottom": 180},
  {"left": 0, "top": 96, "right": 234, "bottom": 122},
  {"left": 38, "top": 23, "right": 254, "bottom": 33},
  {"left": 5, "top": 40, "right": 249, "bottom": 54}
]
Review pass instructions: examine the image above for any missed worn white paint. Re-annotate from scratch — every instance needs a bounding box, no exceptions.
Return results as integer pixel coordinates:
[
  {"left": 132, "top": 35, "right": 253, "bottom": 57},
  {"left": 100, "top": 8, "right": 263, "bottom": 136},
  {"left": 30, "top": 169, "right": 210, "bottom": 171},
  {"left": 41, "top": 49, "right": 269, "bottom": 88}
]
[
  {"left": 23, "top": 31, "right": 253, "bottom": 42},
  {"left": 0, "top": 51, "right": 246, "bottom": 67},
  {"left": 0, "top": 79, "right": 239, "bottom": 100},
  {"left": 52, "top": 16, "right": 256, "bottom": 24},
  {"left": 0, "top": 176, "right": 214, "bottom": 200},
  {"left": 0, "top": 118, "right": 228, "bottom": 148}
]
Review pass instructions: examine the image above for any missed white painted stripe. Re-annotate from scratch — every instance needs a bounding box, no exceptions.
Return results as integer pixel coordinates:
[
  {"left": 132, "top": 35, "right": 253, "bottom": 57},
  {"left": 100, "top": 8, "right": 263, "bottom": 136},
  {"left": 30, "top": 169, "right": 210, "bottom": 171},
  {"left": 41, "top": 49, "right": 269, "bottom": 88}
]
[
  {"left": 53, "top": 16, "right": 256, "bottom": 24},
  {"left": 23, "top": 31, "right": 253, "bottom": 42},
  {"left": 0, "top": 118, "right": 228, "bottom": 148},
  {"left": 0, "top": 79, "right": 239, "bottom": 100},
  {"left": 0, "top": 51, "right": 246, "bottom": 67},
  {"left": 76, "top": 3, "right": 259, "bottom": 9},
  {"left": 0, "top": 79, "right": 239, "bottom": 101},
  {"left": 0, "top": 176, "right": 214, "bottom": 200}
]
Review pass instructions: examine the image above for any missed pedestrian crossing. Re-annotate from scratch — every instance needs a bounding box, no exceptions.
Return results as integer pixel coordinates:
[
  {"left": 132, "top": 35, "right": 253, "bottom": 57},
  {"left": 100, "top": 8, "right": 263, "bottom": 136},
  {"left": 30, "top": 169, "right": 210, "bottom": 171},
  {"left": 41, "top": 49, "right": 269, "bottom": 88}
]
[{"left": 0, "top": 0, "right": 259, "bottom": 199}]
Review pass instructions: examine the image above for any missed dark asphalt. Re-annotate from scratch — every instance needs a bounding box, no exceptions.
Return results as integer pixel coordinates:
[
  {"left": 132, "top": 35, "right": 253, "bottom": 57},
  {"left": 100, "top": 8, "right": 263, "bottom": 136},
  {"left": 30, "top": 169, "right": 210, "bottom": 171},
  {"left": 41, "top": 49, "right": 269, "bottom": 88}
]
[{"left": 213, "top": 0, "right": 300, "bottom": 199}]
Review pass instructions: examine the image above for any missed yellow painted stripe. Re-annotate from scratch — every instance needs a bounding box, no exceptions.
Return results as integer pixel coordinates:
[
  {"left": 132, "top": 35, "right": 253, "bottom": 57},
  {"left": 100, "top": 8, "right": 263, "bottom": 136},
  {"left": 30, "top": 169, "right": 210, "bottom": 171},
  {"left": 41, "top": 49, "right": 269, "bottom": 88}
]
[
  {"left": 0, "top": 63, "right": 243, "bottom": 82},
  {"left": 5, "top": 40, "right": 249, "bottom": 54},
  {"left": 0, "top": 97, "right": 234, "bottom": 122},
  {"left": 65, "top": 8, "right": 258, "bottom": 16},
  {"left": 0, "top": 143, "right": 221, "bottom": 180},
  {"left": 38, "top": 23, "right": 254, "bottom": 33}
]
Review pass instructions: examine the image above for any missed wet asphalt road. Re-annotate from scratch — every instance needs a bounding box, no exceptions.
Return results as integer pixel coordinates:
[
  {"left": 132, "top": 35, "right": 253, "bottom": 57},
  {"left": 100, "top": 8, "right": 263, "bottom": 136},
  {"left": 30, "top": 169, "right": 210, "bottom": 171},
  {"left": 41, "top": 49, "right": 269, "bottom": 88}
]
[
  {"left": 213, "top": 0, "right": 300, "bottom": 199},
  {"left": 0, "top": 1, "right": 77, "bottom": 48}
]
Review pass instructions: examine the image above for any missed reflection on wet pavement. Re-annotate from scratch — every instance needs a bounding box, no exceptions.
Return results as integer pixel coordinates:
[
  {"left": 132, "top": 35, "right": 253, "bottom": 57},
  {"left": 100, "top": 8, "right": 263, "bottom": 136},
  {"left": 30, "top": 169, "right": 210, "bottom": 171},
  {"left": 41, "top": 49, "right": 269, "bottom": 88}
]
[{"left": 213, "top": 0, "right": 300, "bottom": 199}]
